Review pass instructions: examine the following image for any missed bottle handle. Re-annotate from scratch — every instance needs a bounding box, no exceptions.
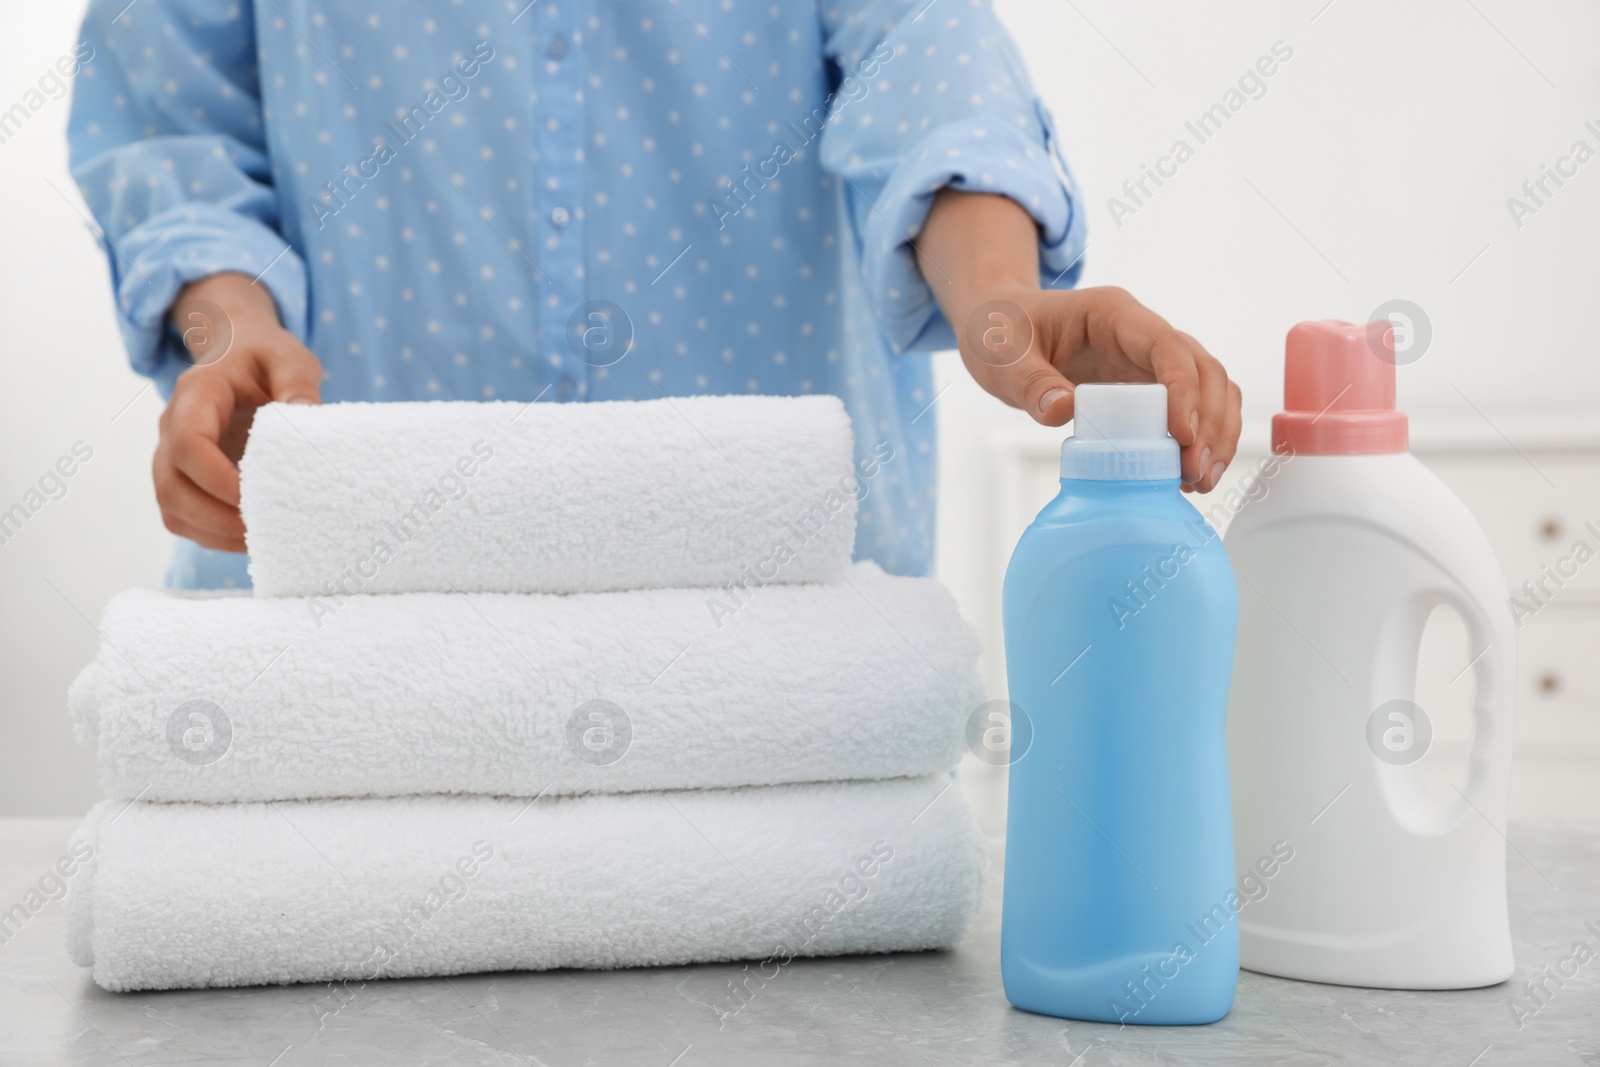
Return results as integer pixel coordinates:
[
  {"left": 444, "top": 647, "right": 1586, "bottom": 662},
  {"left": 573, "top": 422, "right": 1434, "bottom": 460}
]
[{"left": 1371, "top": 581, "right": 1513, "bottom": 836}]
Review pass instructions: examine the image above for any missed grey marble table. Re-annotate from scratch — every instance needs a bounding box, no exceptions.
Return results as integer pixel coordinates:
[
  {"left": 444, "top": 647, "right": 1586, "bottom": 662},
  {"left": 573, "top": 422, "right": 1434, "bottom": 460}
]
[{"left": 3, "top": 790, "right": 1597, "bottom": 1066}]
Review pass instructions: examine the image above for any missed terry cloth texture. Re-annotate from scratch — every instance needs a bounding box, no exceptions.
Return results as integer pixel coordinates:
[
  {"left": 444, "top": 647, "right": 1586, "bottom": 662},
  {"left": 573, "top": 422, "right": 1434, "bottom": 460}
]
[
  {"left": 239, "top": 395, "right": 859, "bottom": 596},
  {"left": 70, "top": 563, "right": 982, "bottom": 803},
  {"left": 65, "top": 396, "right": 991, "bottom": 992},
  {"left": 65, "top": 776, "right": 986, "bottom": 992}
]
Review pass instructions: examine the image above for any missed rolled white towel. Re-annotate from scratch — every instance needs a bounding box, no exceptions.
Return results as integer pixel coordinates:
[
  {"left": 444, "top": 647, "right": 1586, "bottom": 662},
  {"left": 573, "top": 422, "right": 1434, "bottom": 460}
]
[
  {"left": 65, "top": 775, "right": 987, "bottom": 992},
  {"left": 238, "top": 395, "right": 862, "bottom": 596},
  {"left": 70, "top": 562, "right": 983, "bottom": 803}
]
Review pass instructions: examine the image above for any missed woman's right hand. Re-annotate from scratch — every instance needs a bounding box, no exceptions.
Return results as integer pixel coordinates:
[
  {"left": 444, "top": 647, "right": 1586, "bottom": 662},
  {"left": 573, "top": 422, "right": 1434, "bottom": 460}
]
[{"left": 155, "top": 273, "right": 322, "bottom": 553}]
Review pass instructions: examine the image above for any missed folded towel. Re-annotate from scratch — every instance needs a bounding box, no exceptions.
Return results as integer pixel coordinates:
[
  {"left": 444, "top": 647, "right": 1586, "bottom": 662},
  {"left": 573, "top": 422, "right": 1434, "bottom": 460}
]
[
  {"left": 70, "top": 562, "right": 982, "bottom": 803},
  {"left": 65, "top": 775, "right": 986, "bottom": 992},
  {"left": 239, "top": 395, "right": 860, "bottom": 596}
]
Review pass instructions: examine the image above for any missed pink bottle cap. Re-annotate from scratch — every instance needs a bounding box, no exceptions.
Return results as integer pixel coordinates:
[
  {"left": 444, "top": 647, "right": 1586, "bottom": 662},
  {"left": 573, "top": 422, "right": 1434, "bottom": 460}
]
[{"left": 1271, "top": 320, "right": 1408, "bottom": 455}]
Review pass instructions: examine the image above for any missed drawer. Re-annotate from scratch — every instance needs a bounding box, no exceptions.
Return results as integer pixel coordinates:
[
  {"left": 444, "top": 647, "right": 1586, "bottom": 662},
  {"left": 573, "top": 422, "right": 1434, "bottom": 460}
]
[
  {"left": 1512, "top": 612, "right": 1600, "bottom": 751},
  {"left": 1418, "top": 452, "right": 1600, "bottom": 596},
  {"left": 1407, "top": 608, "right": 1600, "bottom": 789},
  {"left": 1414, "top": 608, "right": 1600, "bottom": 755}
]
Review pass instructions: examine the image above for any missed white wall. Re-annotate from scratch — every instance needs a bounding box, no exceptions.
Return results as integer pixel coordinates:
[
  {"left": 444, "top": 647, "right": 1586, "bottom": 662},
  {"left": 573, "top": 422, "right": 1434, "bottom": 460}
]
[
  {"left": 2, "top": 0, "right": 1596, "bottom": 815},
  {"left": 1, "top": 1, "right": 173, "bottom": 816}
]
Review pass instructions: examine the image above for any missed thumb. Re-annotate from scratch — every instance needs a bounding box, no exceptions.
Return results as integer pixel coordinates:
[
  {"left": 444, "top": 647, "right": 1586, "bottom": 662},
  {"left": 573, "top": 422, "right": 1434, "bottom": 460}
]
[
  {"left": 957, "top": 298, "right": 1076, "bottom": 426},
  {"left": 969, "top": 348, "right": 1077, "bottom": 427},
  {"left": 1017, "top": 356, "right": 1077, "bottom": 426},
  {"left": 261, "top": 338, "right": 324, "bottom": 405}
]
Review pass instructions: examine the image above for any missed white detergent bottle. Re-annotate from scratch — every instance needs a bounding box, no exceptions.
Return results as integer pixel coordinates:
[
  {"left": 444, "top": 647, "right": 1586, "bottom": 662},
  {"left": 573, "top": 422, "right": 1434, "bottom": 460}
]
[{"left": 1226, "top": 319, "right": 1515, "bottom": 989}]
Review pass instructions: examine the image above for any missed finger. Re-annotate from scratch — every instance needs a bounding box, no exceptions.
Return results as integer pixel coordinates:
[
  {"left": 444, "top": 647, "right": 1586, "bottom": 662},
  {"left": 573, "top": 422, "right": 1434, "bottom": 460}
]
[
  {"left": 165, "top": 373, "right": 244, "bottom": 506},
  {"left": 958, "top": 297, "right": 1069, "bottom": 425},
  {"left": 1208, "top": 379, "right": 1244, "bottom": 492},
  {"left": 262, "top": 336, "right": 324, "bottom": 404},
  {"left": 1192, "top": 352, "right": 1230, "bottom": 491},
  {"left": 958, "top": 299, "right": 1080, "bottom": 426},
  {"left": 1080, "top": 293, "right": 1202, "bottom": 449},
  {"left": 154, "top": 464, "right": 248, "bottom": 552},
  {"left": 1141, "top": 335, "right": 1204, "bottom": 482},
  {"left": 1021, "top": 353, "right": 1077, "bottom": 426},
  {"left": 163, "top": 511, "right": 248, "bottom": 555},
  {"left": 1180, "top": 331, "right": 1227, "bottom": 434},
  {"left": 969, "top": 347, "right": 1078, "bottom": 427},
  {"left": 164, "top": 489, "right": 249, "bottom": 550},
  {"left": 1177, "top": 327, "right": 1239, "bottom": 493}
]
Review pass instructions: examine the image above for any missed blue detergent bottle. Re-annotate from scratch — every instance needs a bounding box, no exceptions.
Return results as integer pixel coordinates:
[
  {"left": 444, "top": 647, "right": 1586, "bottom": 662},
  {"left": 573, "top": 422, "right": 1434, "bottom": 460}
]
[{"left": 999, "top": 383, "right": 1240, "bottom": 1025}]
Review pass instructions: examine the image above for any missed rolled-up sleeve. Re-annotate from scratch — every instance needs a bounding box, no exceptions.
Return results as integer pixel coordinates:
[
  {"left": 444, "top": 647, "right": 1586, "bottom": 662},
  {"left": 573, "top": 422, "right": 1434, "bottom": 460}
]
[
  {"left": 67, "top": 0, "right": 306, "bottom": 396},
  {"left": 818, "top": 0, "right": 1086, "bottom": 353}
]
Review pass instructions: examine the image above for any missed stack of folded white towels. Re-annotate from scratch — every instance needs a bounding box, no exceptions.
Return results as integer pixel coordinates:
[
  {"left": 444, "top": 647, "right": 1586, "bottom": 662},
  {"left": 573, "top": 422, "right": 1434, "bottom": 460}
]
[{"left": 64, "top": 395, "right": 989, "bottom": 992}]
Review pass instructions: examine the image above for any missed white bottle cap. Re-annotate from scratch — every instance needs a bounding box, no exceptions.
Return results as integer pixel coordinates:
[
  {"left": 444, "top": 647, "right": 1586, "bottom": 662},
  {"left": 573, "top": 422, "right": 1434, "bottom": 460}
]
[{"left": 1060, "top": 383, "right": 1181, "bottom": 480}]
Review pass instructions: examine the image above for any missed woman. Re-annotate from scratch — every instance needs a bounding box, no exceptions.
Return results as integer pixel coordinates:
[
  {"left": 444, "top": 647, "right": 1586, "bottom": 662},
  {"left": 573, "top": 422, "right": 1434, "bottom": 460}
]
[{"left": 68, "top": 0, "right": 1241, "bottom": 588}]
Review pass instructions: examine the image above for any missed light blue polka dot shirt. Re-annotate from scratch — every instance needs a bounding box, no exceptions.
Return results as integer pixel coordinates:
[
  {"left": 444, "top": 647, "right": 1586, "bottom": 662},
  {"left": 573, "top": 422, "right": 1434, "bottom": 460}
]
[{"left": 68, "top": 0, "right": 1086, "bottom": 590}]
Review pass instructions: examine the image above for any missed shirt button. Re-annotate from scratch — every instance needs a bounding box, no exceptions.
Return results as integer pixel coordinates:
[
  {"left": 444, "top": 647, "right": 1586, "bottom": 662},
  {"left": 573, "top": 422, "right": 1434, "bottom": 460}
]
[
  {"left": 550, "top": 206, "right": 570, "bottom": 228},
  {"left": 546, "top": 35, "right": 567, "bottom": 58}
]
